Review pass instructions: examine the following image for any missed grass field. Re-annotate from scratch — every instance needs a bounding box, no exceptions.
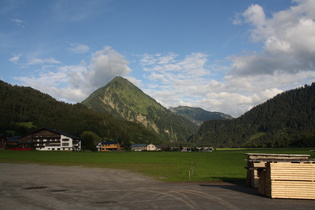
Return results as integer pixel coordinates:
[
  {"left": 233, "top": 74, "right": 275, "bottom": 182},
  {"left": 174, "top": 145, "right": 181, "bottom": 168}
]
[{"left": 1, "top": 148, "right": 314, "bottom": 182}]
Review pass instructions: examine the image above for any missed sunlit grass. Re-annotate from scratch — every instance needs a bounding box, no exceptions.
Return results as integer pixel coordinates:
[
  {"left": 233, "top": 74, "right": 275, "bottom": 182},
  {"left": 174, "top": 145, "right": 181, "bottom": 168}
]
[{"left": 1, "top": 148, "right": 314, "bottom": 182}]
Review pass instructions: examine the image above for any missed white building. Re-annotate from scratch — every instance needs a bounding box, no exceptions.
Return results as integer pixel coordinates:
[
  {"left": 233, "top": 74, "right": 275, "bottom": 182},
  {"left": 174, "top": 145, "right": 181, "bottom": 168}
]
[
  {"left": 19, "top": 128, "right": 81, "bottom": 151},
  {"left": 146, "top": 144, "right": 157, "bottom": 151}
]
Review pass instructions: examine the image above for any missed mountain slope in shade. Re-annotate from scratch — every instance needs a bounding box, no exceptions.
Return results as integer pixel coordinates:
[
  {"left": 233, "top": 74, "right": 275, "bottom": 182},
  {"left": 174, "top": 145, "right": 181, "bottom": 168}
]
[
  {"left": 192, "top": 83, "right": 315, "bottom": 147},
  {"left": 169, "top": 106, "right": 233, "bottom": 125},
  {"left": 81, "top": 76, "right": 199, "bottom": 142}
]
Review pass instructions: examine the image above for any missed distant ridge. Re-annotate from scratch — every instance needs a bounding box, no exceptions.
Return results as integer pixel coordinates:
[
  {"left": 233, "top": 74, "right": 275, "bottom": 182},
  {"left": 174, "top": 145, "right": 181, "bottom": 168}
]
[
  {"left": 169, "top": 106, "right": 233, "bottom": 125},
  {"left": 81, "top": 76, "right": 199, "bottom": 142}
]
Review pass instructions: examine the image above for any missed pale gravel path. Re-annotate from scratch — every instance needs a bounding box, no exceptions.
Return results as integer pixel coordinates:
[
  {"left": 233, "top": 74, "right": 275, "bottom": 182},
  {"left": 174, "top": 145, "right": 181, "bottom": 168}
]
[{"left": 0, "top": 163, "right": 314, "bottom": 209}]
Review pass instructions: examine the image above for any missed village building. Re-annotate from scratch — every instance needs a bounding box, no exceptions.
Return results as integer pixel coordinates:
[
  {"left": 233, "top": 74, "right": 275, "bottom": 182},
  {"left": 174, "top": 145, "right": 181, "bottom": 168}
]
[
  {"left": 181, "top": 147, "right": 192, "bottom": 152},
  {"left": 156, "top": 145, "right": 169, "bottom": 151},
  {"left": 97, "top": 141, "right": 123, "bottom": 151},
  {"left": 146, "top": 144, "right": 157, "bottom": 151},
  {"left": 19, "top": 128, "right": 81, "bottom": 151},
  {"left": 130, "top": 144, "right": 147, "bottom": 151},
  {"left": 5, "top": 136, "right": 21, "bottom": 149},
  {"left": 197, "top": 147, "right": 213, "bottom": 152}
]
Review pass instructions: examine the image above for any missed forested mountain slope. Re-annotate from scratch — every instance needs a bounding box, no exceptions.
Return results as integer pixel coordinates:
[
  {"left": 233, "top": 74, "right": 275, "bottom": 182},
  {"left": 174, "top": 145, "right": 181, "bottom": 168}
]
[
  {"left": 192, "top": 83, "right": 315, "bottom": 147},
  {"left": 0, "top": 80, "right": 160, "bottom": 149},
  {"left": 169, "top": 106, "right": 233, "bottom": 125},
  {"left": 82, "top": 76, "right": 199, "bottom": 142}
]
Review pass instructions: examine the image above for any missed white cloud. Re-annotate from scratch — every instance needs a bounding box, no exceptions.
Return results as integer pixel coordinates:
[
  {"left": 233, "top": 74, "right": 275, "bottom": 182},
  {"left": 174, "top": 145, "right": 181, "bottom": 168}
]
[
  {"left": 230, "top": 0, "right": 315, "bottom": 76},
  {"left": 11, "top": 17, "right": 26, "bottom": 28},
  {"left": 9, "top": 54, "right": 20, "bottom": 63},
  {"left": 242, "top": 4, "right": 266, "bottom": 27},
  {"left": 26, "top": 57, "right": 61, "bottom": 65},
  {"left": 86, "top": 46, "right": 131, "bottom": 90},
  {"left": 45, "top": 58, "right": 62, "bottom": 64},
  {"left": 68, "top": 43, "right": 90, "bottom": 54},
  {"left": 139, "top": 42, "right": 315, "bottom": 117},
  {"left": 16, "top": 46, "right": 132, "bottom": 102},
  {"left": 141, "top": 52, "right": 210, "bottom": 79}
]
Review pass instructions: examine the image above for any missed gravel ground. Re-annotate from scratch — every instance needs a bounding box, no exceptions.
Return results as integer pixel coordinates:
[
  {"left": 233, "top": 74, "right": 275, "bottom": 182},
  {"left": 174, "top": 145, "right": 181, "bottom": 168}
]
[{"left": 0, "top": 163, "right": 314, "bottom": 210}]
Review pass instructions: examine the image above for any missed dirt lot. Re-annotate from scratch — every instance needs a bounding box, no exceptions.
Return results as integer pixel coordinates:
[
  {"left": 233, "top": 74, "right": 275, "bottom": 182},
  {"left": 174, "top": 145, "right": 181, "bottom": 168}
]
[{"left": 0, "top": 163, "right": 314, "bottom": 209}]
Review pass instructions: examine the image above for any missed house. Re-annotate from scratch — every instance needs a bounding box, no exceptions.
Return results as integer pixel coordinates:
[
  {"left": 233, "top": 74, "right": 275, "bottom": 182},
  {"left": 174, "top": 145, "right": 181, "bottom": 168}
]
[
  {"left": 156, "top": 145, "right": 168, "bottom": 151},
  {"left": 181, "top": 147, "right": 191, "bottom": 152},
  {"left": 97, "top": 141, "right": 123, "bottom": 151},
  {"left": 5, "top": 136, "right": 20, "bottom": 149},
  {"left": 197, "top": 147, "right": 213, "bottom": 152},
  {"left": 18, "top": 128, "right": 81, "bottom": 151},
  {"left": 146, "top": 144, "right": 157, "bottom": 151},
  {"left": 131, "top": 144, "right": 147, "bottom": 151}
]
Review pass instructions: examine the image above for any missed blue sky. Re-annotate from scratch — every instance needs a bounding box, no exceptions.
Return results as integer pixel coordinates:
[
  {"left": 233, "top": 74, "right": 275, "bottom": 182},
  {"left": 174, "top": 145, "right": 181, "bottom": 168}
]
[{"left": 1, "top": 0, "right": 315, "bottom": 117}]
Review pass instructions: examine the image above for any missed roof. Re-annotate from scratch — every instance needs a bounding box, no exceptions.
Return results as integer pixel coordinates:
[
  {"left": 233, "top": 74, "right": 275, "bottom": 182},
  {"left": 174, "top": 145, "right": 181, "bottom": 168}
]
[
  {"left": 101, "top": 141, "right": 119, "bottom": 145},
  {"left": 8, "top": 136, "right": 21, "bottom": 141},
  {"left": 7, "top": 138, "right": 19, "bottom": 143},
  {"left": 155, "top": 145, "right": 168, "bottom": 149},
  {"left": 21, "top": 128, "right": 81, "bottom": 140},
  {"left": 245, "top": 153, "right": 310, "bottom": 157},
  {"left": 131, "top": 144, "right": 147, "bottom": 147},
  {"left": 47, "top": 128, "right": 81, "bottom": 140}
]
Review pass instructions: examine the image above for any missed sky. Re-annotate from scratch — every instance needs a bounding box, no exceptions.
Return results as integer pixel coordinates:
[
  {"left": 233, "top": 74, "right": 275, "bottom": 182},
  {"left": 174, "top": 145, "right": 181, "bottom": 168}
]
[{"left": 1, "top": 0, "right": 315, "bottom": 117}]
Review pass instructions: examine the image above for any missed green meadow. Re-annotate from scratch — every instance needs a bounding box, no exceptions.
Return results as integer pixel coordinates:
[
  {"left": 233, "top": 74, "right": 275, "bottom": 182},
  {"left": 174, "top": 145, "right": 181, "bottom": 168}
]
[{"left": 0, "top": 148, "right": 314, "bottom": 182}]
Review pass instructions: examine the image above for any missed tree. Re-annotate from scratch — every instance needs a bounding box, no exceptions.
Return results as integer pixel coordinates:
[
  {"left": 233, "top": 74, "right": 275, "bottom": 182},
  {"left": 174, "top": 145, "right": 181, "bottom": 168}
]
[{"left": 80, "top": 131, "right": 101, "bottom": 151}]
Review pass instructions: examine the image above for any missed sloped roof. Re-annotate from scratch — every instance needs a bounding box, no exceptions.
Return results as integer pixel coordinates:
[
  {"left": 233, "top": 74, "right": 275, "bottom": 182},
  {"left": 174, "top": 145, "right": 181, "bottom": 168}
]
[
  {"left": 20, "top": 128, "right": 81, "bottom": 140},
  {"left": 48, "top": 128, "right": 81, "bottom": 140},
  {"left": 101, "top": 141, "right": 119, "bottom": 145}
]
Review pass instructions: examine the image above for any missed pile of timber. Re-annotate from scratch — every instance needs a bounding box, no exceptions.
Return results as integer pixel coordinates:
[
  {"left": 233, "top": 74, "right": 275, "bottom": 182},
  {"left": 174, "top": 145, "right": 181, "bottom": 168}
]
[
  {"left": 245, "top": 153, "right": 310, "bottom": 188},
  {"left": 259, "top": 161, "right": 315, "bottom": 199}
]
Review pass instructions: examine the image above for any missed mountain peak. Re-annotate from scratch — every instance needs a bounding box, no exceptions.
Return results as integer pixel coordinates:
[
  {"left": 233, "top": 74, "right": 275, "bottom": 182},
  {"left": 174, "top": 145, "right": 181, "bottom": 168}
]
[
  {"left": 110, "top": 75, "right": 129, "bottom": 84},
  {"left": 82, "top": 77, "right": 198, "bottom": 142}
]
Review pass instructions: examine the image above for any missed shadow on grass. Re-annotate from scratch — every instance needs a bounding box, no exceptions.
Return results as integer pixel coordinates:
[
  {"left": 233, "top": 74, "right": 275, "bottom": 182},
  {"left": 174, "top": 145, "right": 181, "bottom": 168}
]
[{"left": 199, "top": 177, "right": 261, "bottom": 197}]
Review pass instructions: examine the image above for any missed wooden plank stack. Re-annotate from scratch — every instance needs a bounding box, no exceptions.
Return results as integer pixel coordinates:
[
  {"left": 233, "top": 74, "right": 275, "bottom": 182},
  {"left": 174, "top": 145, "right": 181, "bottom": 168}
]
[
  {"left": 259, "top": 161, "right": 315, "bottom": 199},
  {"left": 245, "top": 153, "right": 315, "bottom": 199},
  {"left": 245, "top": 153, "right": 310, "bottom": 188}
]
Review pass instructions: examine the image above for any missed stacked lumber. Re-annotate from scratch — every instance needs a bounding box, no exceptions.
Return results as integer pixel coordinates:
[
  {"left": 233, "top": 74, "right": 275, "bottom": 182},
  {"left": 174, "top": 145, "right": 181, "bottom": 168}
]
[
  {"left": 246, "top": 160, "right": 265, "bottom": 188},
  {"left": 245, "top": 153, "right": 310, "bottom": 160},
  {"left": 259, "top": 161, "right": 315, "bottom": 199},
  {"left": 245, "top": 153, "right": 310, "bottom": 188}
]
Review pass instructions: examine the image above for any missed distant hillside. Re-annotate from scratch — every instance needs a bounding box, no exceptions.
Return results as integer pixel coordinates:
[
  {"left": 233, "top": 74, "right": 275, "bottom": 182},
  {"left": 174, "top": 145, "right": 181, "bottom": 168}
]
[
  {"left": 81, "top": 76, "right": 199, "bottom": 142},
  {"left": 191, "top": 83, "right": 315, "bottom": 147},
  {"left": 169, "top": 106, "right": 233, "bottom": 125},
  {"left": 0, "top": 80, "right": 161, "bottom": 149}
]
